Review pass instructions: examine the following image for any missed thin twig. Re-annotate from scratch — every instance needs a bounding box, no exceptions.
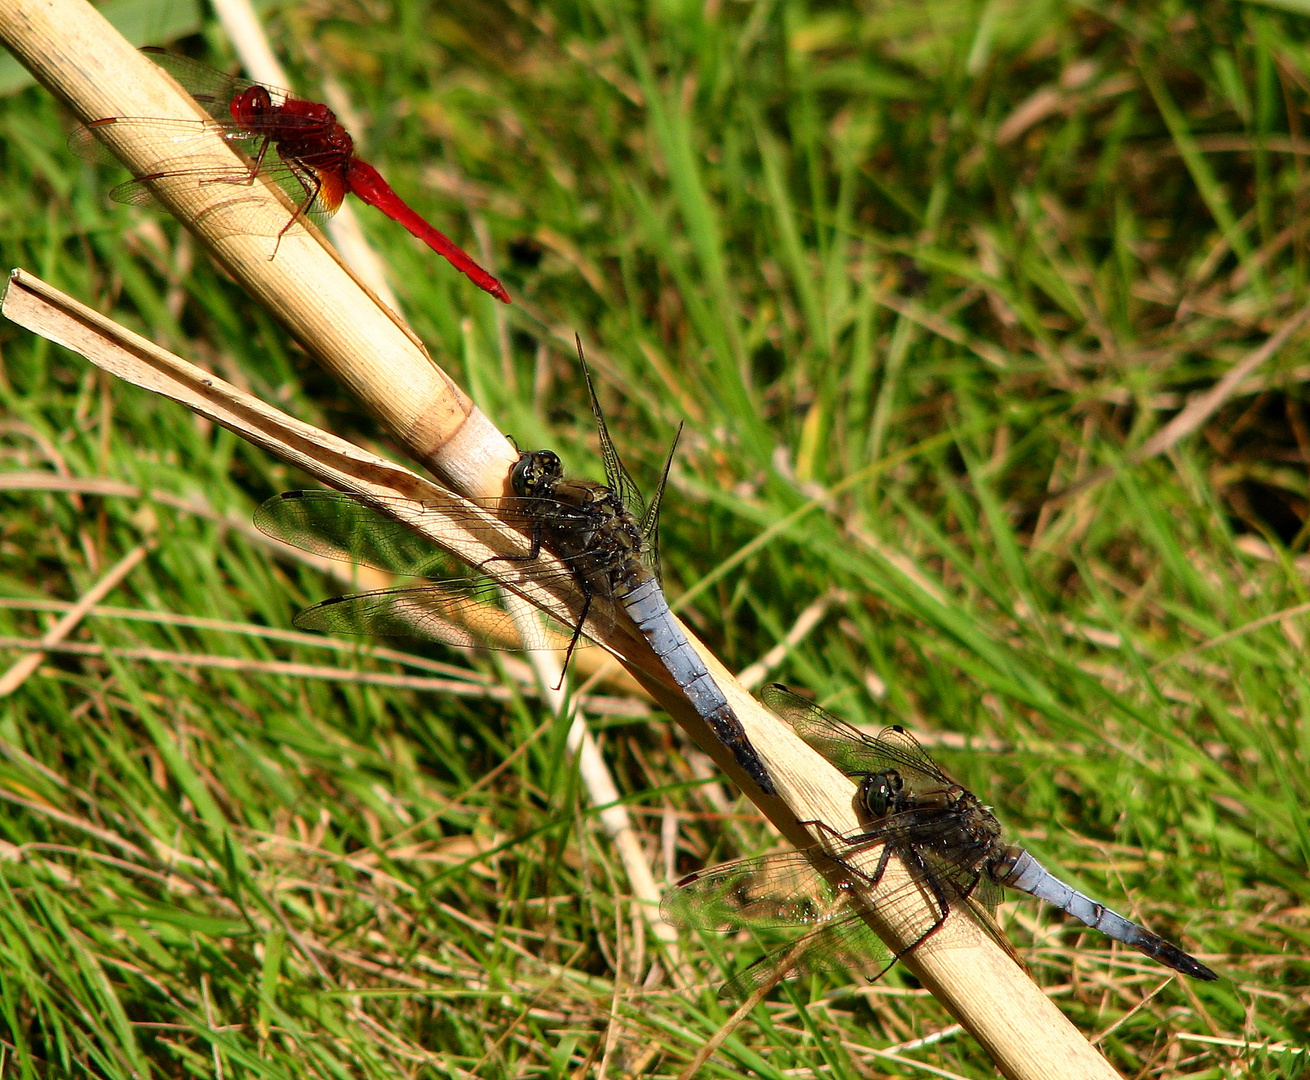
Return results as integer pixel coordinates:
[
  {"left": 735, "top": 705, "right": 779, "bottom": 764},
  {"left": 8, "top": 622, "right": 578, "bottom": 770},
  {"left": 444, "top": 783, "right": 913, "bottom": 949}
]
[
  {"left": 0, "top": 636, "right": 646, "bottom": 712},
  {"left": 511, "top": 595, "right": 681, "bottom": 954},
  {"left": 0, "top": 542, "right": 151, "bottom": 696},
  {"left": 1045, "top": 301, "right": 1310, "bottom": 507},
  {"left": 675, "top": 962, "right": 790, "bottom": 1080}
]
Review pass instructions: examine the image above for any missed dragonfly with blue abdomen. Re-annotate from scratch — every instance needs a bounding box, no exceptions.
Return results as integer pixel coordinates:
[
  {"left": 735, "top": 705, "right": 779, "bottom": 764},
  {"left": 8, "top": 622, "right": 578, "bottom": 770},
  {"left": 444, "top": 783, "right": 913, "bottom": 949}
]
[
  {"left": 254, "top": 339, "right": 774, "bottom": 794},
  {"left": 662, "top": 683, "right": 1217, "bottom": 997}
]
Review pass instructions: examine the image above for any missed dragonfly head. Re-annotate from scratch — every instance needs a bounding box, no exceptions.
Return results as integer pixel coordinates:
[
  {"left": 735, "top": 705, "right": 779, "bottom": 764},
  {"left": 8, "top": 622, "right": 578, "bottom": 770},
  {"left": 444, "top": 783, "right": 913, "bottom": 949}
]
[{"left": 511, "top": 450, "right": 564, "bottom": 497}]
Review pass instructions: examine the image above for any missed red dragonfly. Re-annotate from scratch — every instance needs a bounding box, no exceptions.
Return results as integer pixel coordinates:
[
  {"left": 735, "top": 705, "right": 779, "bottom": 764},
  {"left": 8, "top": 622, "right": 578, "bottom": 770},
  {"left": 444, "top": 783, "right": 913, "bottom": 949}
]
[{"left": 73, "top": 48, "right": 510, "bottom": 303}]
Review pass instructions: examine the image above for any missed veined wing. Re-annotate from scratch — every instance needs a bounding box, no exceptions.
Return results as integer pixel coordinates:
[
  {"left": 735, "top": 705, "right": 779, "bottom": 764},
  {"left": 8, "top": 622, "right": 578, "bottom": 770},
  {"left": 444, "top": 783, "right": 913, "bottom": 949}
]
[
  {"left": 289, "top": 581, "right": 595, "bottom": 652},
  {"left": 719, "top": 912, "right": 896, "bottom": 1000},
  {"left": 576, "top": 344, "right": 647, "bottom": 528},
  {"left": 638, "top": 425, "right": 679, "bottom": 578},
  {"left": 255, "top": 490, "right": 612, "bottom": 651},
  {"left": 762, "top": 683, "right": 955, "bottom": 791},
  {"left": 70, "top": 116, "right": 331, "bottom": 167},
  {"left": 71, "top": 124, "right": 347, "bottom": 222},
  {"left": 255, "top": 490, "right": 495, "bottom": 577},
  {"left": 662, "top": 849, "right": 863, "bottom": 933},
  {"left": 571, "top": 339, "right": 667, "bottom": 579},
  {"left": 661, "top": 848, "right": 895, "bottom": 998},
  {"left": 255, "top": 490, "right": 597, "bottom": 577},
  {"left": 663, "top": 837, "right": 1000, "bottom": 999},
  {"left": 142, "top": 48, "right": 293, "bottom": 115},
  {"left": 665, "top": 811, "right": 998, "bottom": 934}
]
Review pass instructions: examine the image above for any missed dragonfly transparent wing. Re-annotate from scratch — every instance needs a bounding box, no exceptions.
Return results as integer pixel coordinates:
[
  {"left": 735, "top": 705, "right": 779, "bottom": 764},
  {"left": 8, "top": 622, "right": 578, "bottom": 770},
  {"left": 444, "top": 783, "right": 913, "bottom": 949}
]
[
  {"left": 70, "top": 117, "right": 260, "bottom": 168},
  {"left": 719, "top": 913, "right": 897, "bottom": 999},
  {"left": 254, "top": 490, "right": 497, "bottom": 577},
  {"left": 664, "top": 804, "right": 1025, "bottom": 999},
  {"left": 664, "top": 844, "right": 954, "bottom": 999},
  {"left": 718, "top": 875, "right": 1014, "bottom": 1001},
  {"left": 662, "top": 849, "right": 860, "bottom": 933},
  {"left": 761, "top": 683, "right": 954, "bottom": 792},
  {"left": 254, "top": 490, "right": 613, "bottom": 651},
  {"left": 142, "top": 48, "right": 294, "bottom": 115},
  {"left": 575, "top": 342, "right": 648, "bottom": 529},
  {"left": 639, "top": 425, "right": 680, "bottom": 579},
  {"left": 662, "top": 848, "right": 896, "bottom": 998},
  {"left": 256, "top": 489, "right": 607, "bottom": 582},
  {"left": 666, "top": 815, "right": 991, "bottom": 931},
  {"left": 71, "top": 119, "right": 343, "bottom": 223},
  {"left": 289, "top": 582, "right": 581, "bottom": 650}
]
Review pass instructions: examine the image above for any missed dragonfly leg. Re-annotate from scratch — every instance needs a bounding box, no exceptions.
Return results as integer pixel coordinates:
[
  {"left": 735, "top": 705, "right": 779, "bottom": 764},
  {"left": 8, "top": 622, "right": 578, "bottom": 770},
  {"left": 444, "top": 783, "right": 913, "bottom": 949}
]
[
  {"left": 884, "top": 850, "right": 953, "bottom": 967},
  {"left": 793, "top": 818, "right": 850, "bottom": 850},
  {"left": 780, "top": 831, "right": 956, "bottom": 986},
  {"left": 480, "top": 512, "right": 546, "bottom": 569},
  {"left": 201, "top": 132, "right": 271, "bottom": 190},
  {"left": 791, "top": 817, "right": 896, "bottom": 886},
  {"left": 796, "top": 826, "right": 956, "bottom": 962},
  {"left": 861, "top": 836, "right": 898, "bottom": 890},
  {"left": 271, "top": 164, "right": 324, "bottom": 259},
  {"left": 480, "top": 523, "right": 590, "bottom": 688},
  {"left": 557, "top": 588, "right": 591, "bottom": 687},
  {"left": 791, "top": 818, "right": 897, "bottom": 890}
]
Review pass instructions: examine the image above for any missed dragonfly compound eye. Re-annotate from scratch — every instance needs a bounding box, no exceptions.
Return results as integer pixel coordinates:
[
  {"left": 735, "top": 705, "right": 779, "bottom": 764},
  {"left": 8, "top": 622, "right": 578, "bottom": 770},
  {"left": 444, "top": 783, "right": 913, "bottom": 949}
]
[
  {"left": 862, "top": 773, "right": 896, "bottom": 819},
  {"left": 232, "top": 85, "right": 275, "bottom": 121}
]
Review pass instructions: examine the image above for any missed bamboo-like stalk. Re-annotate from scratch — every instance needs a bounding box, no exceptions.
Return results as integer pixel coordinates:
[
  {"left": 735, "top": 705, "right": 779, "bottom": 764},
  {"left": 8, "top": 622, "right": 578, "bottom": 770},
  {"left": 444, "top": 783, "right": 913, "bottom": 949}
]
[{"left": 0, "top": 1, "right": 1126, "bottom": 1073}]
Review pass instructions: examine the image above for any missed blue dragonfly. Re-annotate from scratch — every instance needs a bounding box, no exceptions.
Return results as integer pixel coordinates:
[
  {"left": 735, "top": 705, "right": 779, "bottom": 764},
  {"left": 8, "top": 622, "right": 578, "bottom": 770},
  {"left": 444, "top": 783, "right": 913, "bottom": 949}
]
[
  {"left": 254, "top": 340, "right": 773, "bottom": 794},
  {"left": 663, "top": 684, "right": 1216, "bottom": 996}
]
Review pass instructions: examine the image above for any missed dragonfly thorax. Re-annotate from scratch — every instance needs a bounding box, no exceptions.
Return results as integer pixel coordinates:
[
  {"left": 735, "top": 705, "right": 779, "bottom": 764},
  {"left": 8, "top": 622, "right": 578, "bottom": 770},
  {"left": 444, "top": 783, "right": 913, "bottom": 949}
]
[
  {"left": 511, "top": 450, "right": 645, "bottom": 572},
  {"left": 856, "top": 768, "right": 964, "bottom": 819},
  {"left": 857, "top": 768, "right": 1002, "bottom": 853}
]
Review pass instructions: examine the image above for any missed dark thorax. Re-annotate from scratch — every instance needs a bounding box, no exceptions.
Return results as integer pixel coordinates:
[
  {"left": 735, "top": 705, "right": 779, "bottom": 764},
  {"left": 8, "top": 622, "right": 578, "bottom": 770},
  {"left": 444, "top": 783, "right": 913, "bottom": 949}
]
[
  {"left": 855, "top": 767, "right": 1006, "bottom": 880},
  {"left": 510, "top": 448, "right": 647, "bottom": 587}
]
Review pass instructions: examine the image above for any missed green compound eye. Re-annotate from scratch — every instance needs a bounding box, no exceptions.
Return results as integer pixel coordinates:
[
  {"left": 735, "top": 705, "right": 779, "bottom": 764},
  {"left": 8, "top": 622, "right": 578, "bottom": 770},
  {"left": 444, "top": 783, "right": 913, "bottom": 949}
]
[{"left": 862, "top": 773, "right": 895, "bottom": 818}]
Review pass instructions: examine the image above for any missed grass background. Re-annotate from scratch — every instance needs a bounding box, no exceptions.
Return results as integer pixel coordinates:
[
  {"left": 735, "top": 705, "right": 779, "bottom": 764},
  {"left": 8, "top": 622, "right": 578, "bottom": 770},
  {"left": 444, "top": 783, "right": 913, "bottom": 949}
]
[{"left": 1, "top": 0, "right": 1308, "bottom": 1076}]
